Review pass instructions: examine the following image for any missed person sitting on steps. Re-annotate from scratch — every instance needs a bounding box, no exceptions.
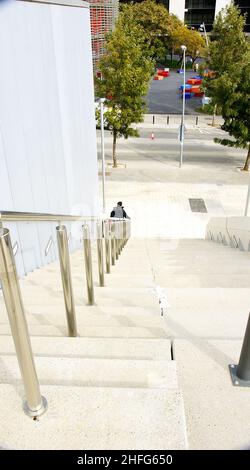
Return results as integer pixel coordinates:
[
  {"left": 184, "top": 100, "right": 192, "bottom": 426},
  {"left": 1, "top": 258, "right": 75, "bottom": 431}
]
[{"left": 110, "top": 201, "right": 130, "bottom": 219}]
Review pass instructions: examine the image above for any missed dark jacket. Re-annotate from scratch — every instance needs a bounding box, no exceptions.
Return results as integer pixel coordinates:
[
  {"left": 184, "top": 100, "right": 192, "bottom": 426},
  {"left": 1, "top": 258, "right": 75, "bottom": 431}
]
[{"left": 110, "top": 206, "right": 129, "bottom": 218}]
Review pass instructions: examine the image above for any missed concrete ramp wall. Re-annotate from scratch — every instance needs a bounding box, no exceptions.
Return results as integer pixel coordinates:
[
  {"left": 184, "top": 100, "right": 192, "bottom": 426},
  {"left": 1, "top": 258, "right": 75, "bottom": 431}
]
[{"left": 206, "top": 217, "right": 250, "bottom": 251}]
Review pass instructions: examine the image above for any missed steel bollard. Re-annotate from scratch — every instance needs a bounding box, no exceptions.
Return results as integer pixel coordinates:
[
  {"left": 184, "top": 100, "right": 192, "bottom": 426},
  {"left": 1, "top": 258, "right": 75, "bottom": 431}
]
[
  {"left": 83, "top": 224, "right": 95, "bottom": 305},
  {"left": 56, "top": 225, "right": 77, "bottom": 337},
  {"left": 104, "top": 220, "right": 111, "bottom": 273},
  {"left": 229, "top": 312, "right": 250, "bottom": 386},
  {"left": 0, "top": 228, "right": 47, "bottom": 418},
  {"left": 167, "top": 115, "right": 170, "bottom": 125},
  {"left": 195, "top": 116, "right": 198, "bottom": 125},
  {"left": 153, "top": 115, "right": 155, "bottom": 125},
  {"left": 96, "top": 221, "right": 105, "bottom": 287}
]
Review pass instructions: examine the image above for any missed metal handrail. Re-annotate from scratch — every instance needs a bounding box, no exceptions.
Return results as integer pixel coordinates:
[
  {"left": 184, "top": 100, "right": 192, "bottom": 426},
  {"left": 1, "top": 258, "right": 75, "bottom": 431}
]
[
  {"left": 0, "top": 210, "right": 100, "bottom": 223},
  {"left": 0, "top": 214, "right": 131, "bottom": 416}
]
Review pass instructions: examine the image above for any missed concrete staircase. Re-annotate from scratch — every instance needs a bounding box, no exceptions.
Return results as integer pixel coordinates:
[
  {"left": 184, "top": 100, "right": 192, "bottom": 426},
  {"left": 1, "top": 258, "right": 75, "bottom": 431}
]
[
  {"left": 0, "top": 238, "right": 187, "bottom": 450},
  {"left": 1, "top": 237, "right": 250, "bottom": 449},
  {"left": 144, "top": 238, "right": 250, "bottom": 450}
]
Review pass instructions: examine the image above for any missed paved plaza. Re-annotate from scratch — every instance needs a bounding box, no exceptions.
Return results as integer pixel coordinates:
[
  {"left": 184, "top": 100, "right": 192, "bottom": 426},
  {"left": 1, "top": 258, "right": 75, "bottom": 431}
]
[
  {"left": 97, "top": 116, "right": 249, "bottom": 238},
  {"left": 146, "top": 70, "right": 204, "bottom": 115}
]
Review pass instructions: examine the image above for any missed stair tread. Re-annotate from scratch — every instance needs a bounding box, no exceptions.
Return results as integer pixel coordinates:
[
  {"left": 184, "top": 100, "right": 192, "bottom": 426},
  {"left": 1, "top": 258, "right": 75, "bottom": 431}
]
[{"left": 0, "top": 383, "right": 187, "bottom": 449}]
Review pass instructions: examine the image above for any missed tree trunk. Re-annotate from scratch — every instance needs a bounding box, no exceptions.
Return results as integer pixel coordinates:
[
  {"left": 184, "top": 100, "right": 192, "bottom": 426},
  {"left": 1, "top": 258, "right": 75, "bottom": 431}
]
[
  {"left": 212, "top": 104, "right": 217, "bottom": 126},
  {"left": 243, "top": 145, "right": 250, "bottom": 172},
  {"left": 112, "top": 131, "right": 117, "bottom": 168}
]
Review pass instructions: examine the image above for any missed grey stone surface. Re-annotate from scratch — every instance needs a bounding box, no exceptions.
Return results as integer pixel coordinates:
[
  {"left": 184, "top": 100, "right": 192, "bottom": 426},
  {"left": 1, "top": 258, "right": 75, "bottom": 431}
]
[
  {"left": 0, "top": 384, "right": 187, "bottom": 450},
  {"left": 174, "top": 339, "right": 250, "bottom": 450}
]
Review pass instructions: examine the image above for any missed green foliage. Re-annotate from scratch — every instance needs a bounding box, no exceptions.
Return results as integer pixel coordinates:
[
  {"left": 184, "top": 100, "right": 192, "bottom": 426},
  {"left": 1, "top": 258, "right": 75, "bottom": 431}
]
[
  {"left": 213, "top": 61, "right": 250, "bottom": 162},
  {"left": 196, "top": 103, "right": 222, "bottom": 115},
  {"left": 126, "top": 0, "right": 182, "bottom": 60},
  {"left": 207, "top": 2, "right": 248, "bottom": 77},
  {"left": 96, "top": 5, "right": 154, "bottom": 166},
  {"left": 204, "top": 2, "right": 250, "bottom": 169},
  {"left": 171, "top": 25, "right": 206, "bottom": 61}
]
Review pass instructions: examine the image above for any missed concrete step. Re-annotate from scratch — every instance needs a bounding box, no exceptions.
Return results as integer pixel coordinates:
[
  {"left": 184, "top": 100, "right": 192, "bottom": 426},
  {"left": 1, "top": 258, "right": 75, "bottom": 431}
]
[
  {"left": 155, "top": 266, "right": 250, "bottom": 274},
  {"left": 0, "top": 336, "right": 172, "bottom": 360},
  {"left": 174, "top": 339, "right": 250, "bottom": 449},
  {"left": 0, "top": 383, "right": 187, "bottom": 449},
  {"left": 165, "top": 306, "right": 249, "bottom": 339},
  {"left": 0, "top": 305, "right": 160, "bottom": 319},
  {"left": 0, "top": 355, "right": 177, "bottom": 389},
  {"left": 165, "top": 287, "right": 250, "bottom": 309},
  {"left": 0, "top": 324, "right": 168, "bottom": 338},
  {"left": 0, "top": 287, "right": 158, "bottom": 310},
  {"left": 0, "top": 310, "right": 164, "bottom": 329},
  {"left": 154, "top": 273, "right": 250, "bottom": 288}
]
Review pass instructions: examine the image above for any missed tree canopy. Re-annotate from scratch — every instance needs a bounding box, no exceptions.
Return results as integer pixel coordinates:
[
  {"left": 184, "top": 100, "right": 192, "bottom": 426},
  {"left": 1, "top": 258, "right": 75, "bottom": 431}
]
[
  {"left": 126, "top": 0, "right": 205, "bottom": 62},
  {"left": 96, "top": 6, "right": 154, "bottom": 167},
  {"left": 204, "top": 2, "right": 250, "bottom": 170}
]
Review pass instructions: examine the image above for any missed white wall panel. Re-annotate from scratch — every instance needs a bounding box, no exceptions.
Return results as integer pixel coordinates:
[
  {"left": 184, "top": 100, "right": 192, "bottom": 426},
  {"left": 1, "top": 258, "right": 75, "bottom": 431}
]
[
  {"left": 215, "top": 0, "right": 231, "bottom": 17},
  {"left": 169, "top": 0, "right": 185, "bottom": 21},
  {"left": 0, "top": 0, "right": 99, "bottom": 276}
]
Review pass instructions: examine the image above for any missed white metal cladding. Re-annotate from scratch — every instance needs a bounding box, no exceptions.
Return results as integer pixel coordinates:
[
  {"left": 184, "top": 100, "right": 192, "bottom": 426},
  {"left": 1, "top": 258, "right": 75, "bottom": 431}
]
[{"left": 0, "top": 0, "right": 100, "bottom": 276}]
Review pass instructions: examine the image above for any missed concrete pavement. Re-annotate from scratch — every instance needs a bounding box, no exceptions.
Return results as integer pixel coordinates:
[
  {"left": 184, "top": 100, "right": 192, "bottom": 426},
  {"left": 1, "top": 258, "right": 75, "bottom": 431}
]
[{"left": 97, "top": 120, "right": 249, "bottom": 238}]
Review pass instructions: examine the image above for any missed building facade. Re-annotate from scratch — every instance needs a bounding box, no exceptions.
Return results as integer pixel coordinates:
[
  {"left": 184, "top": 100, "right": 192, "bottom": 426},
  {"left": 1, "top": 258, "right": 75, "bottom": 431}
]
[
  {"left": 89, "top": 0, "right": 119, "bottom": 72},
  {"left": 160, "top": 1, "right": 249, "bottom": 32}
]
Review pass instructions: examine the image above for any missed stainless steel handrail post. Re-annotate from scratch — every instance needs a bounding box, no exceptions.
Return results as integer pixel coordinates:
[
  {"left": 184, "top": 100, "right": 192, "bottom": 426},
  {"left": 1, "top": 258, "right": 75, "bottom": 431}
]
[
  {"left": 111, "top": 221, "right": 116, "bottom": 266},
  {"left": 56, "top": 225, "right": 77, "bottom": 337},
  {"left": 96, "top": 221, "right": 105, "bottom": 287},
  {"left": 123, "top": 220, "right": 126, "bottom": 249},
  {"left": 104, "top": 220, "right": 111, "bottom": 273},
  {"left": 119, "top": 221, "right": 122, "bottom": 254},
  {"left": 115, "top": 221, "right": 119, "bottom": 260},
  {"left": 0, "top": 228, "right": 47, "bottom": 418},
  {"left": 83, "top": 223, "right": 95, "bottom": 305}
]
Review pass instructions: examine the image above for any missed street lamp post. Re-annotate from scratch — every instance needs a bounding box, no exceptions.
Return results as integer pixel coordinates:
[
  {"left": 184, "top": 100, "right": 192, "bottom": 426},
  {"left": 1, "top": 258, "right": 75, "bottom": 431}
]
[
  {"left": 199, "top": 22, "right": 209, "bottom": 47},
  {"left": 99, "top": 98, "right": 106, "bottom": 214},
  {"left": 179, "top": 45, "right": 187, "bottom": 168}
]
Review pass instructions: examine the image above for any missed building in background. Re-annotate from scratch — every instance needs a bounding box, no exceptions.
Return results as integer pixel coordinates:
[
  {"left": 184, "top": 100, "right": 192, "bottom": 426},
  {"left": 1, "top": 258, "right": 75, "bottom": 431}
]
[
  {"left": 89, "top": 0, "right": 119, "bottom": 73},
  {"left": 157, "top": 1, "right": 249, "bottom": 32},
  {"left": 235, "top": 1, "right": 250, "bottom": 32}
]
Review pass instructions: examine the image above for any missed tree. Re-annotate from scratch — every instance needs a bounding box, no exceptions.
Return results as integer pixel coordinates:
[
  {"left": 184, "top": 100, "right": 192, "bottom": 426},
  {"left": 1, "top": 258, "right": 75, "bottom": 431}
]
[
  {"left": 204, "top": 2, "right": 250, "bottom": 169},
  {"left": 128, "top": 0, "right": 205, "bottom": 64},
  {"left": 128, "top": 0, "right": 182, "bottom": 61},
  {"left": 171, "top": 25, "right": 205, "bottom": 64},
  {"left": 96, "top": 7, "right": 154, "bottom": 168},
  {"left": 214, "top": 61, "right": 250, "bottom": 170}
]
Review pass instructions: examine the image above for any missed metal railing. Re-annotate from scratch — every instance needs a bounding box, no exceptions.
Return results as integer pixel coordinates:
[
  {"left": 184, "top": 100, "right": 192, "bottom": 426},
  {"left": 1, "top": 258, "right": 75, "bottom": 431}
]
[{"left": 0, "top": 211, "right": 131, "bottom": 417}]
